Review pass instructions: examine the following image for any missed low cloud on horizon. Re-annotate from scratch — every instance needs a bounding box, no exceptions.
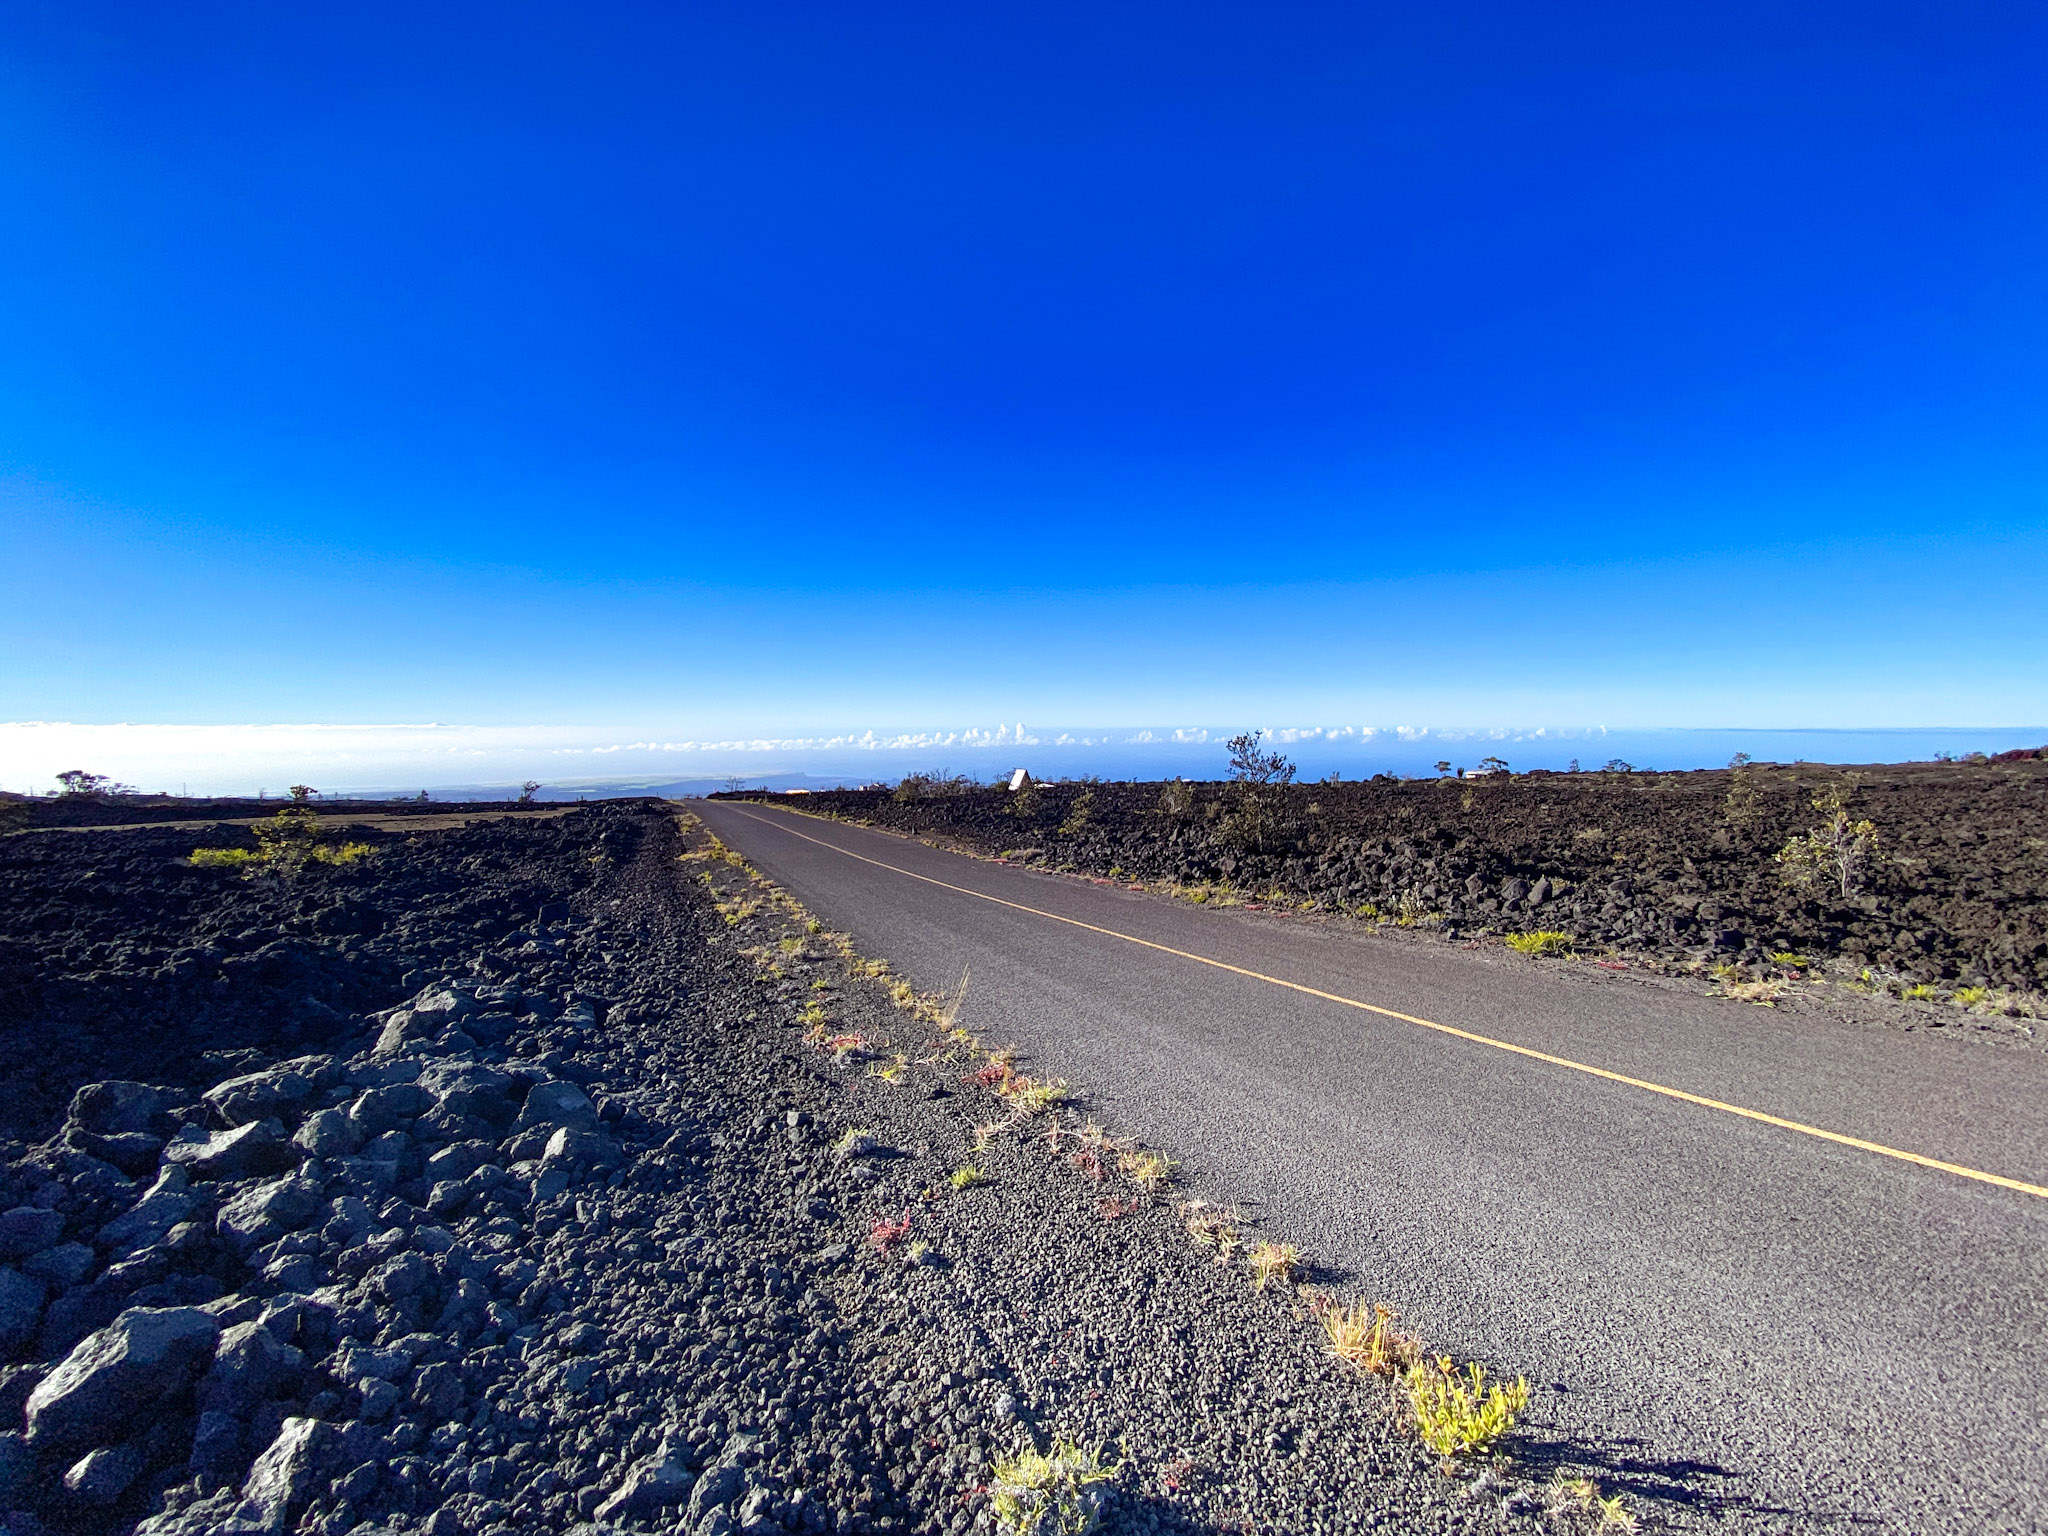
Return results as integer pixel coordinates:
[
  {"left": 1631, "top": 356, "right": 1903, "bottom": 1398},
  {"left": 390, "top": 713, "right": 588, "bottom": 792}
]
[{"left": 3, "top": 720, "right": 2043, "bottom": 799}]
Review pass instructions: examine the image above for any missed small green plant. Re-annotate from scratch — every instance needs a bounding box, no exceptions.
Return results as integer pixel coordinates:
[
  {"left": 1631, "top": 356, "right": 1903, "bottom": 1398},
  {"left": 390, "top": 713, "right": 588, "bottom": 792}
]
[
  {"left": 1058, "top": 789, "right": 1096, "bottom": 837},
  {"left": 1953, "top": 986, "right": 1989, "bottom": 1008},
  {"left": 1247, "top": 1241, "right": 1301, "bottom": 1289},
  {"left": 998, "top": 1074, "right": 1067, "bottom": 1114},
  {"left": 988, "top": 1438, "right": 1120, "bottom": 1536},
  {"left": 1314, "top": 1296, "right": 1421, "bottom": 1377},
  {"left": 1181, "top": 1201, "right": 1240, "bottom": 1262},
  {"left": 190, "top": 805, "right": 372, "bottom": 876},
  {"left": 1901, "top": 983, "right": 1939, "bottom": 1001},
  {"left": 189, "top": 847, "right": 261, "bottom": 869},
  {"left": 1776, "top": 787, "right": 1880, "bottom": 899},
  {"left": 1405, "top": 1356, "right": 1529, "bottom": 1458},
  {"left": 1117, "top": 1148, "right": 1175, "bottom": 1192},
  {"left": 868, "top": 1053, "right": 911, "bottom": 1085},
  {"left": 1393, "top": 890, "right": 1439, "bottom": 928},
  {"left": 832, "top": 1127, "right": 873, "bottom": 1156},
  {"left": 1722, "top": 762, "right": 1764, "bottom": 825},
  {"left": 1504, "top": 930, "right": 1574, "bottom": 958},
  {"left": 1546, "top": 1474, "right": 1639, "bottom": 1532},
  {"left": 949, "top": 1164, "right": 987, "bottom": 1190},
  {"left": 1768, "top": 951, "right": 1810, "bottom": 969}
]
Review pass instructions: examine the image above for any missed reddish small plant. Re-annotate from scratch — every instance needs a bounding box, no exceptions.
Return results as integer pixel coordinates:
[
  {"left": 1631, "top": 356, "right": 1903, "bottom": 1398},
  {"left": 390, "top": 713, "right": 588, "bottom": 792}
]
[
  {"left": 869, "top": 1211, "right": 912, "bottom": 1253},
  {"left": 1097, "top": 1196, "right": 1144, "bottom": 1220}
]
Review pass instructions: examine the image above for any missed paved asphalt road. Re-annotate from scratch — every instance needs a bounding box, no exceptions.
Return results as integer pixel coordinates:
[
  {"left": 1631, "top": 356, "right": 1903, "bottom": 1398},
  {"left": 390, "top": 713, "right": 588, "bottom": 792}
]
[{"left": 694, "top": 799, "right": 2048, "bottom": 1534}]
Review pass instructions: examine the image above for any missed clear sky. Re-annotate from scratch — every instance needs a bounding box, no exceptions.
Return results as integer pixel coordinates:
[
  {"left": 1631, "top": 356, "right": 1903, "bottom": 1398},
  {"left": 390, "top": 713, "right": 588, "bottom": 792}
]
[{"left": 3, "top": 3, "right": 2045, "bottom": 782}]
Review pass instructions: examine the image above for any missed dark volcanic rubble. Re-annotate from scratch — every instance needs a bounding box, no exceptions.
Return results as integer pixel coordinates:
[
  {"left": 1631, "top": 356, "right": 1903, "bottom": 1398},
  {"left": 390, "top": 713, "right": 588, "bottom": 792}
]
[
  {"left": 0, "top": 805, "right": 1569, "bottom": 1536},
  {"left": 738, "top": 756, "right": 2048, "bottom": 999}
]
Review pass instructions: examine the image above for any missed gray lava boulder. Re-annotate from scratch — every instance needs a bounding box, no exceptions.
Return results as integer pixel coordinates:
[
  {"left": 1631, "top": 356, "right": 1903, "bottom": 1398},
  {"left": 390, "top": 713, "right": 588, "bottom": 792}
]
[
  {"left": 25, "top": 1304, "right": 219, "bottom": 1450},
  {"left": 372, "top": 1012, "right": 434, "bottom": 1058},
  {"left": 684, "top": 1433, "right": 762, "bottom": 1529},
  {"left": 64, "top": 1441, "right": 144, "bottom": 1503},
  {"left": 216, "top": 1177, "right": 323, "bottom": 1257},
  {"left": 203, "top": 1057, "right": 337, "bottom": 1128},
  {"left": 424, "top": 1139, "right": 495, "bottom": 1184},
  {"left": 188, "top": 1409, "right": 244, "bottom": 1483},
  {"left": 515, "top": 1080, "right": 598, "bottom": 1134},
  {"left": 0, "top": 1205, "right": 64, "bottom": 1262},
  {"left": 26, "top": 1241, "right": 94, "bottom": 1290},
  {"left": 198, "top": 1319, "right": 305, "bottom": 1417},
  {"left": 542, "top": 1126, "right": 624, "bottom": 1171},
  {"left": 594, "top": 1434, "right": 695, "bottom": 1522},
  {"left": 164, "top": 1120, "right": 298, "bottom": 1180},
  {"left": 291, "top": 1108, "right": 359, "bottom": 1159},
  {"left": 68, "top": 1081, "right": 165, "bottom": 1136},
  {"left": 97, "top": 1165, "right": 198, "bottom": 1256},
  {"left": 240, "top": 1416, "right": 331, "bottom": 1528},
  {"left": 368, "top": 1250, "right": 435, "bottom": 1304},
  {"left": 418, "top": 1061, "right": 521, "bottom": 1127},
  {"left": 0, "top": 1267, "right": 45, "bottom": 1351},
  {"left": 347, "top": 1082, "right": 431, "bottom": 1139},
  {"left": 65, "top": 1129, "right": 165, "bottom": 1178}
]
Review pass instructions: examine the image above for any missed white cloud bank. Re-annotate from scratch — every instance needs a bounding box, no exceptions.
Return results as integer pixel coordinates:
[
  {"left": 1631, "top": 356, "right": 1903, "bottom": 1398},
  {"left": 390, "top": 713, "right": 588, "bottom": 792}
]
[
  {"left": 3, "top": 720, "right": 2036, "bottom": 797},
  {"left": 0, "top": 719, "right": 1608, "bottom": 794}
]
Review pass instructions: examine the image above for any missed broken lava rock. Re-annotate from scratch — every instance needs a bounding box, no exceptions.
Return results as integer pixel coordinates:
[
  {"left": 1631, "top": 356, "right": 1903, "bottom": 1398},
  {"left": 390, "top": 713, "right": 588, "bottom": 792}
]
[{"left": 26, "top": 1304, "right": 219, "bottom": 1451}]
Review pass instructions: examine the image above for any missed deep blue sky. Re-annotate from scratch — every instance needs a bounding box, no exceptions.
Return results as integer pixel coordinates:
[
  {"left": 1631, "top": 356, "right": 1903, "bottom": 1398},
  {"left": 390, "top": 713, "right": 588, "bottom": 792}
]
[{"left": 3, "top": 2, "right": 2045, "bottom": 744}]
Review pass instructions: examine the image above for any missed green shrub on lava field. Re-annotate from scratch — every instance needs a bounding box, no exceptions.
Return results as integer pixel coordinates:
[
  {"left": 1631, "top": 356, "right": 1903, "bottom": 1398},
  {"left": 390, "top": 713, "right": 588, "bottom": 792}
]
[{"left": 191, "top": 805, "right": 374, "bottom": 876}]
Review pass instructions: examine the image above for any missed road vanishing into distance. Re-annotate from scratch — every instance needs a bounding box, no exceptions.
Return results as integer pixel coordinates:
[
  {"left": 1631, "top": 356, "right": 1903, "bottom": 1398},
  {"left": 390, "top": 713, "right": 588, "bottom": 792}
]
[{"left": 695, "top": 799, "right": 2048, "bottom": 1535}]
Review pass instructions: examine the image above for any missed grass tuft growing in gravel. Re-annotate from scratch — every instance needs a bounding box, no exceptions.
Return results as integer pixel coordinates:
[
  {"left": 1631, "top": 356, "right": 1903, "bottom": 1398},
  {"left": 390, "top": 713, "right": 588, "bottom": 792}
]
[
  {"left": 1406, "top": 1355, "right": 1532, "bottom": 1458},
  {"left": 1247, "top": 1240, "right": 1302, "bottom": 1289},
  {"left": 988, "top": 1438, "right": 1122, "bottom": 1536},
  {"left": 1504, "top": 930, "right": 1575, "bottom": 957},
  {"left": 1316, "top": 1295, "right": 1423, "bottom": 1378}
]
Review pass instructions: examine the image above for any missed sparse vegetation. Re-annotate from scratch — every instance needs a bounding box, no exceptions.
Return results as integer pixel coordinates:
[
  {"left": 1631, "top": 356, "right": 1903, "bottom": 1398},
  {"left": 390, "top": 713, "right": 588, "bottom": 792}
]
[
  {"left": 1247, "top": 1241, "right": 1301, "bottom": 1289},
  {"left": 1059, "top": 790, "right": 1095, "bottom": 837},
  {"left": 190, "top": 804, "right": 373, "bottom": 876},
  {"left": 1117, "top": 1148, "right": 1175, "bottom": 1192},
  {"left": 988, "top": 1438, "right": 1121, "bottom": 1536},
  {"left": 1405, "top": 1356, "right": 1530, "bottom": 1458},
  {"left": 1181, "top": 1201, "right": 1241, "bottom": 1262},
  {"left": 1546, "top": 1473, "right": 1639, "bottom": 1532},
  {"left": 55, "top": 769, "right": 133, "bottom": 798},
  {"left": 868, "top": 1210, "right": 913, "bottom": 1253},
  {"left": 1504, "top": 930, "right": 1574, "bottom": 957},
  {"left": 949, "top": 1164, "right": 987, "bottom": 1190},
  {"left": 1776, "top": 787, "right": 1880, "bottom": 900},
  {"left": 1314, "top": 1296, "right": 1421, "bottom": 1378}
]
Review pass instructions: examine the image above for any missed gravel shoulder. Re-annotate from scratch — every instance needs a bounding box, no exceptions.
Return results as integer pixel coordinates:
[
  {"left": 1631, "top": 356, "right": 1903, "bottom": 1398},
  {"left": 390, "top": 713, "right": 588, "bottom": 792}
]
[
  {"left": 694, "top": 797, "right": 2048, "bottom": 1536},
  {"left": 0, "top": 804, "right": 1630, "bottom": 1536}
]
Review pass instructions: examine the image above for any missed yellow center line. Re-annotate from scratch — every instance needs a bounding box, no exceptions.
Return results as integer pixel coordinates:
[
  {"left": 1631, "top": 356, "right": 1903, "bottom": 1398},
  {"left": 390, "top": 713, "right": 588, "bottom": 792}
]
[{"left": 726, "top": 803, "right": 2048, "bottom": 1202}]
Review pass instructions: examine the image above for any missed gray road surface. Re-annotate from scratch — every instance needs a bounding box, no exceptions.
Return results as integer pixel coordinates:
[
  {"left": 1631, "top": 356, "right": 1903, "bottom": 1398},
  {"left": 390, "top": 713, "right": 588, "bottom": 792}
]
[{"left": 694, "top": 799, "right": 2048, "bottom": 1534}]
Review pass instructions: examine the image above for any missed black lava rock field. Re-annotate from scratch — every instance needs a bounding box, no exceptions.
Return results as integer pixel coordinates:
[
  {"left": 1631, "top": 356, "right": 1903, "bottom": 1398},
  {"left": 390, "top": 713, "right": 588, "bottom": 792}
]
[
  {"left": 0, "top": 802, "right": 1612, "bottom": 1536},
  {"left": 726, "top": 754, "right": 2048, "bottom": 1001}
]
